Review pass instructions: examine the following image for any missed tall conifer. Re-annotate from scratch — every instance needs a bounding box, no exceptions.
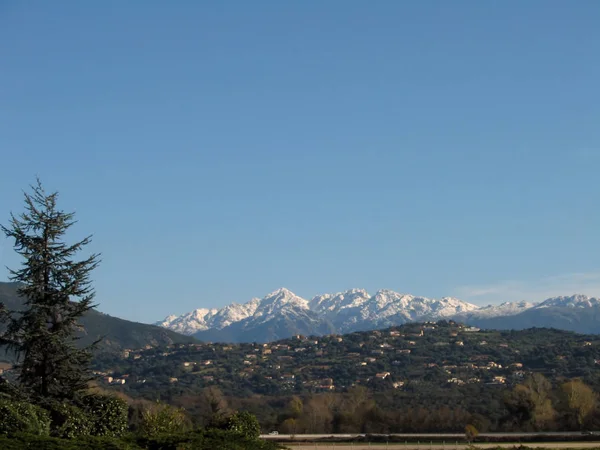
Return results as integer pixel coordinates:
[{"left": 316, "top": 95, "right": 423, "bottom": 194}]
[{"left": 0, "top": 179, "right": 100, "bottom": 401}]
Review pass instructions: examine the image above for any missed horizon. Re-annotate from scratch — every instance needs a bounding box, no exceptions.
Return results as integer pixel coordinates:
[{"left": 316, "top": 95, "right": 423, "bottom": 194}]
[
  {"left": 0, "top": 279, "right": 596, "bottom": 323},
  {"left": 2, "top": 1, "right": 599, "bottom": 323},
  {"left": 155, "top": 286, "right": 598, "bottom": 322}
]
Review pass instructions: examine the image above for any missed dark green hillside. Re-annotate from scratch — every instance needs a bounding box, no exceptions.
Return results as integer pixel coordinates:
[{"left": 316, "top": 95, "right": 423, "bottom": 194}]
[
  {"left": 99, "top": 321, "right": 600, "bottom": 398},
  {"left": 89, "top": 320, "right": 600, "bottom": 433},
  {"left": 0, "top": 282, "right": 196, "bottom": 354}
]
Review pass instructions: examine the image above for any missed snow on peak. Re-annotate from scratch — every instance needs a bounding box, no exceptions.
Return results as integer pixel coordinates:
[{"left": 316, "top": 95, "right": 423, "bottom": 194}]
[
  {"left": 208, "top": 298, "right": 261, "bottom": 328},
  {"left": 253, "top": 288, "right": 310, "bottom": 318},
  {"left": 264, "top": 287, "right": 296, "bottom": 298},
  {"left": 460, "top": 300, "right": 537, "bottom": 319},
  {"left": 431, "top": 297, "right": 479, "bottom": 316},
  {"left": 160, "top": 315, "right": 178, "bottom": 325},
  {"left": 360, "top": 290, "right": 478, "bottom": 322},
  {"left": 536, "top": 295, "right": 600, "bottom": 309},
  {"left": 158, "top": 288, "right": 486, "bottom": 335},
  {"left": 157, "top": 286, "right": 600, "bottom": 338},
  {"left": 155, "top": 307, "right": 219, "bottom": 335},
  {"left": 309, "top": 288, "right": 371, "bottom": 313}
]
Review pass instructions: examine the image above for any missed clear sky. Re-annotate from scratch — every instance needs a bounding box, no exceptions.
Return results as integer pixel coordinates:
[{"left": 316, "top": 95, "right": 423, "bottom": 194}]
[{"left": 1, "top": 1, "right": 600, "bottom": 323}]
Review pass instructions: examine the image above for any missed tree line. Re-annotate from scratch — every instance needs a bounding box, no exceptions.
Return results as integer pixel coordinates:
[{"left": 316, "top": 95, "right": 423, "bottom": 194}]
[{"left": 167, "top": 374, "right": 600, "bottom": 435}]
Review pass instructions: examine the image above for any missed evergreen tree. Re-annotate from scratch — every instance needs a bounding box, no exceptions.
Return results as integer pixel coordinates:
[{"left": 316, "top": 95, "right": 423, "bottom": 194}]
[{"left": 0, "top": 179, "right": 100, "bottom": 402}]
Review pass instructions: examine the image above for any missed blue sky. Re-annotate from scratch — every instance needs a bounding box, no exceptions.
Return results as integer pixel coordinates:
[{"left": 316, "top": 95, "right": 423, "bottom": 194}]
[{"left": 1, "top": 1, "right": 600, "bottom": 323}]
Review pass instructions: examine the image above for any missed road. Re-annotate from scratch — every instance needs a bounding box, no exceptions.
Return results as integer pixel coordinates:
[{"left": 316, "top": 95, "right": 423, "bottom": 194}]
[
  {"left": 284, "top": 444, "right": 600, "bottom": 450},
  {"left": 261, "top": 433, "right": 600, "bottom": 449},
  {"left": 261, "top": 433, "right": 598, "bottom": 440}
]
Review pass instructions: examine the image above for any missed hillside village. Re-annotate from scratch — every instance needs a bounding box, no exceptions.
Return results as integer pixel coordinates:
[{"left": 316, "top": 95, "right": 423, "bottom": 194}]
[{"left": 91, "top": 321, "right": 600, "bottom": 398}]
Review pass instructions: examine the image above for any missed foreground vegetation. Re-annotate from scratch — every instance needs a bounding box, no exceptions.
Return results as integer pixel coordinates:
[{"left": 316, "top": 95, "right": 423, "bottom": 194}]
[{"left": 0, "top": 430, "right": 280, "bottom": 450}]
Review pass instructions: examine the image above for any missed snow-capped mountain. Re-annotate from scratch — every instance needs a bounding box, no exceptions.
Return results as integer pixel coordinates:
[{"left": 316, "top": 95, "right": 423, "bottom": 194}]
[
  {"left": 462, "top": 294, "right": 600, "bottom": 335},
  {"left": 312, "top": 289, "right": 480, "bottom": 333},
  {"left": 454, "top": 300, "right": 537, "bottom": 320},
  {"left": 307, "top": 288, "right": 479, "bottom": 323},
  {"left": 157, "top": 288, "right": 486, "bottom": 342},
  {"left": 192, "top": 288, "right": 334, "bottom": 343},
  {"left": 250, "top": 288, "right": 311, "bottom": 324},
  {"left": 157, "top": 308, "right": 219, "bottom": 335},
  {"left": 309, "top": 288, "right": 371, "bottom": 315},
  {"left": 156, "top": 299, "right": 260, "bottom": 335},
  {"left": 157, "top": 290, "right": 600, "bottom": 342},
  {"left": 534, "top": 294, "right": 600, "bottom": 309}
]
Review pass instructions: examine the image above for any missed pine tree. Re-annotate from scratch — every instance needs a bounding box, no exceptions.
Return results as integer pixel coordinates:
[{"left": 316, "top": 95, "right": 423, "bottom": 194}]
[{"left": 0, "top": 179, "right": 100, "bottom": 402}]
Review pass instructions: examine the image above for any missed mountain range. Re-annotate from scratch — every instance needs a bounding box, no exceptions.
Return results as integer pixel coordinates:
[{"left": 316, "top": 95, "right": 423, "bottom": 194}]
[{"left": 157, "top": 288, "right": 600, "bottom": 343}]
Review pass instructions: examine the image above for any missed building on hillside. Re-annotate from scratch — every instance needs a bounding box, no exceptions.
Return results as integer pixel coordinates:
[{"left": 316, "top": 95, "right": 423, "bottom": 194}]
[{"left": 492, "top": 376, "right": 506, "bottom": 384}]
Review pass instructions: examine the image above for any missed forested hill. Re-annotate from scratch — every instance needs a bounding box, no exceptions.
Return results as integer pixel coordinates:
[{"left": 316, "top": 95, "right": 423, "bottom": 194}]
[
  {"left": 90, "top": 320, "right": 600, "bottom": 433},
  {"left": 0, "top": 282, "right": 196, "bottom": 355},
  {"left": 94, "top": 319, "right": 600, "bottom": 399}
]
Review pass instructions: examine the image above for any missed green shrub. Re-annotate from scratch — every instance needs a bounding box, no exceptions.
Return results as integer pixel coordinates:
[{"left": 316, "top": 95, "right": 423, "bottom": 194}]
[
  {"left": 63, "top": 435, "right": 140, "bottom": 449},
  {"left": 202, "top": 429, "right": 280, "bottom": 450},
  {"left": 137, "top": 432, "right": 201, "bottom": 450},
  {"left": 80, "top": 394, "right": 129, "bottom": 437},
  {"left": 0, "top": 430, "right": 281, "bottom": 450},
  {"left": 140, "top": 429, "right": 280, "bottom": 450},
  {"left": 222, "top": 411, "right": 261, "bottom": 440},
  {"left": 0, "top": 398, "right": 51, "bottom": 436},
  {"left": 0, "top": 434, "right": 140, "bottom": 449},
  {"left": 46, "top": 402, "right": 93, "bottom": 438},
  {"left": 138, "top": 401, "right": 191, "bottom": 437}
]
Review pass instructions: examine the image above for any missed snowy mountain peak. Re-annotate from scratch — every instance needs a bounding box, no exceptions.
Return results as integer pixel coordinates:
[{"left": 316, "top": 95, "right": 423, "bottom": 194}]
[
  {"left": 494, "top": 300, "right": 535, "bottom": 308},
  {"left": 161, "top": 314, "right": 178, "bottom": 323},
  {"left": 432, "top": 297, "right": 479, "bottom": 315},
  {"left": 453, "top": 300, "right": 536, "bottom": 319},
  {"left": 155, "top": 307, "right": 219, "bottom": 335},
  {"left": 157, "top": 287, "right": 600, "bottom": 341},
  {"left": 370, "top": 290, "right": 413, "bottom": 307},
  {"left": 536, "top": 294, "right": 600, "bottom": 309},
  {"left": 158, "top": 288, "right": 493, "bottom": 338},
  {"left": 373, "top": 289, "right": 407, "bottom": 298},
  {"left": 309, "top": 288, "right": 371, "bottom": 312},
  {"left": 260, "top": 288, "right": 308, "bottom": 307},
  {"left": 265, "top": 287, "right": 296, "bottom": 298},
  {"left": 359, "top": 291, "right": 479, "bottom": 322}
]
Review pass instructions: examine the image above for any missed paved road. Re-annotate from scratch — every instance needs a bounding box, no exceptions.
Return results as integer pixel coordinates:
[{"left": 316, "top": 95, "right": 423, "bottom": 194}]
[
  {"left": 284, "top": 444, "right": 600, "bottom": 450},
  {"left": 261, "top": 433, "right": 598, "bottom": 440}
]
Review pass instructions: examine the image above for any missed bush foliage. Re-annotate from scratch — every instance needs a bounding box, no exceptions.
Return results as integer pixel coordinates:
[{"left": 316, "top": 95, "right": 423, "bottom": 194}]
[
  {"left": 46, "top": 401, "right": 93, "bottom": 439},
  {"left": 80, "top": 394, "right": 129, "bottom": 437},
  {"left": 220, "top": 411, "right": 262, "bottom": 440},
  {"left": 0, "top": 434, "right": 137, "bottom": 450},
  {"left": 0, "top": 398, "right": 51, "bottom": 436},
  {"left": 138, "top": 401, "right": 191, "bottom": 437},
  {"left": 0, "top": 429, "right": 281, "bottom": 450}
]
